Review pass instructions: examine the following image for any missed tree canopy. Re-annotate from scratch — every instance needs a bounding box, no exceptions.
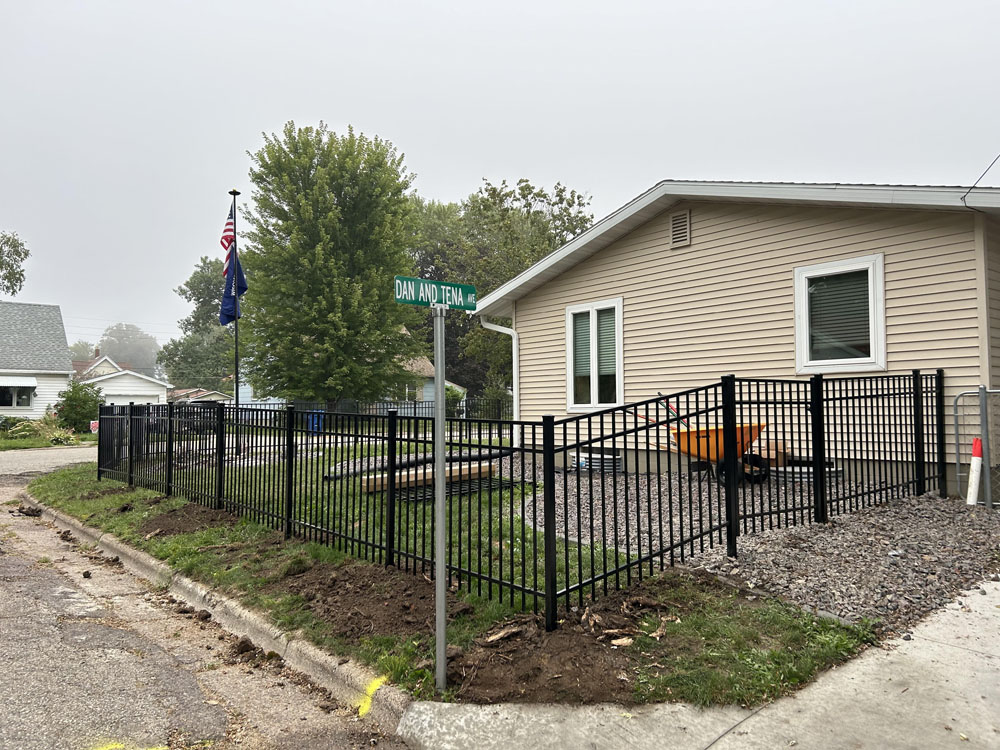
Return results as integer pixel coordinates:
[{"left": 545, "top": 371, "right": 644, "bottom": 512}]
[
  {"left": 98, "top": 323, "right": 162, "bottom": 378},
  {"left": 0, "top": 231, "right": 30, "bottom": 296},
  {"left": 408, "top": 179, "right": 593, "bottom": 395},
  {"left": 158, "top": 257, "right": 234, "bottom": 392},
  {"left": 241, "top": 122, "right": 422, "bottom": 403},
  {"left": 69, "top": 340, "right": 96, "bottom": 360}
]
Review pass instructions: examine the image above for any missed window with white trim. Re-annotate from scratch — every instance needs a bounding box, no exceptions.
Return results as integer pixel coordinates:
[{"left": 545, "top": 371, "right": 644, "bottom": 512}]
[
  {"left": 794, "top": 254, "right": 886, "bottom": 374},
  {"left": 0, "top": 386, "right": 34, "bottom": 408},
  {"left": 566, "top": 297, "right": 623, "bottom": 410}
]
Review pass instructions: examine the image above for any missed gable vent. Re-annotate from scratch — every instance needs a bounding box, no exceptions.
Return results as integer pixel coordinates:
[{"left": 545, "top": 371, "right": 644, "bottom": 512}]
[{"left": 669, "top": 210, "right": 691, "bottom": 248}]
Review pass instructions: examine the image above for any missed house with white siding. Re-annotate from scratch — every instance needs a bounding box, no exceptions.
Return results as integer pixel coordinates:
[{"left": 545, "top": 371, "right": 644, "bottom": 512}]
[
  {"left": 475, "top": 180, "right": 1000, "bottom": 464},
  {"left": 75, "top": 353, "right": 172, "bottom": 405},
  {"left": 0, "top": 301, "right": 75, "bottom": 419}
]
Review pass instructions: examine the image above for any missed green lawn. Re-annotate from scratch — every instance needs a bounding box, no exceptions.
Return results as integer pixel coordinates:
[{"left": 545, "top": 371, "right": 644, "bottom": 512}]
[{"left": 29, "top": 463, "right": 875, "bottom": 706}]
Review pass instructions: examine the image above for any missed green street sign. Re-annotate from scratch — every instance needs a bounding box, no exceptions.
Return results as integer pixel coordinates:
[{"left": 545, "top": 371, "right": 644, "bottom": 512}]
[{"left": 394, "top": 276, "right": 477, "bottom": 311}]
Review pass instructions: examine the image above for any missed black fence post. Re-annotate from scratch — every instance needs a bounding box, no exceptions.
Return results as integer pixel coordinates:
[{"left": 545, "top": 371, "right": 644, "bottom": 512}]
[
  {"left": 912, "top": 369, "right": 926, "bottom": 496},
  {"left": 385, "top": 409, "right": 398, "bottom": 567},
  {"left": 542, "top": 415, "right": 557, "bottom": 631},
  {"left": 810, "top": 374, "right": 828, "bottom": 523},
  {"left": 214, "top": 401, "right": 225, "bottom": 510},
  {"left": 936, "top": 369, "right": 947, "bottom": 495},
  {"left": 284, "top": 405, "right": 295, "bottom": 539},
  {"left": 96, "top": 405, "right": 104, "bottom": 482},
  {"left": 721, "top": 375, "right": 740, "bottom": 557},
  {"left": 165, "top": 402, "right": 174, "bottom": 497},
  {"left": 126, "top": 402, "right": 135, "bottom": 487}
]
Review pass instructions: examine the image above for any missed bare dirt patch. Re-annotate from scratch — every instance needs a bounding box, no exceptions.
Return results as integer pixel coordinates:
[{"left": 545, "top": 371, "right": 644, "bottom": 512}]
[
  {"left": 274, "top": 559, "right": 792, "bottom": 705},
  {"left": 137, "top": 503, "right": 242, "bottom": 537}
]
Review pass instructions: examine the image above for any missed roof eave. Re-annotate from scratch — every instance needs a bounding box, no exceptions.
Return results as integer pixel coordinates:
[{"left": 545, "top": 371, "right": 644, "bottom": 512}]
[{"left": 474, "top": 180, "right": 1000, "bottom": 317}]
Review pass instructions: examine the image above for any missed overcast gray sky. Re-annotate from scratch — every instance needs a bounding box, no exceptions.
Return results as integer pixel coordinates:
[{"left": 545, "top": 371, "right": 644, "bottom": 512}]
[{"left": 3, "top": 0, "right": 999, "bottom": 348}]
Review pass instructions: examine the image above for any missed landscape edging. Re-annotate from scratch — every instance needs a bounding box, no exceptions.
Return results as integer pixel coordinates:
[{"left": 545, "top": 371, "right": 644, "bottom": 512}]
[{"left": 20, "top": 494, "right": 412, "bottom": 735}]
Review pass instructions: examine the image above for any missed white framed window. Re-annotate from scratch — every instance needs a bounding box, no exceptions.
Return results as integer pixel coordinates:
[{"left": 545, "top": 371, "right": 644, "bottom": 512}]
[
  {"left": 0, "top": 386, "right": 34, "bottom": 408},
  {"left": 794, "top": 254, "right": 886, "bottom": 374},
  {"left": 565, "top": 297, "right": 624, "bottom": 411}
]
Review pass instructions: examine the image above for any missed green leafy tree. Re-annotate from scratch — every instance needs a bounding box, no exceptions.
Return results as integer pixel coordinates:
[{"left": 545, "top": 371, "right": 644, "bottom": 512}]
[
  {"left": 406, "top": 197, "right": 487, "bottom": 393},
  {"left": 158, "top": 257, "right": 234, "bottom": 392},
  {"left": 54, "top": 381, "right": 104, "bottom": 433},
  {"left": 69, "top": 340, "right": 96, "bottom": 360},
  {"left": 176, "top": 257, "right": 226, "bottom": 333},
  {"left": 0, "top": 231, "right": 30, "bottom": 296},
  {"left": 158, "top": 329, "right": 233, "bottom": 392},
  {"left": 241, "top": 122, "right": 421, "bottom": 404},
  {"left": 98, "top": 323, "right": 162, "bottom": 378},
  {"left": 409, "top": 179, "right": 593, "bottom": 394}
]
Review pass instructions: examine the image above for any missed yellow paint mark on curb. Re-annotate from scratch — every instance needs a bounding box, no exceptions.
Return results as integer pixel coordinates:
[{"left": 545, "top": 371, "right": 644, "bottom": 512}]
[
  {"left": 357, "top": 675, "right": 388, "bottom": 717},
  {"left": 87, "top": 743, "right": 168, "bottom": 750}
]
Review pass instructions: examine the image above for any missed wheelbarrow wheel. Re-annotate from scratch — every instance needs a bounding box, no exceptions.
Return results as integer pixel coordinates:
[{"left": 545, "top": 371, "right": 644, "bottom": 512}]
[
  {"left": 741, "top": 453, "right": 769, "bottom": 485},
  {"left": 714, "top": 454, "right": 770, "bottom": 486}
]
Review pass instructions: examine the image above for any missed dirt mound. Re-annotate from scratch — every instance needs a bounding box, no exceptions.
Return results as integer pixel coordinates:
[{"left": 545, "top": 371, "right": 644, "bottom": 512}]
[
  {"left": 279, "top": 561, "right": 473, "bottom": 641},
  {"left": 137, "top": 503, "right": 241, "bottom": 537}
]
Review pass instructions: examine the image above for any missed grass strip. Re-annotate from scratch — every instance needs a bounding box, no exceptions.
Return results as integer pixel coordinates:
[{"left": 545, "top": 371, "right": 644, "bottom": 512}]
[{"left": 29, "top": 463, "right": 875, "bottom": 706}]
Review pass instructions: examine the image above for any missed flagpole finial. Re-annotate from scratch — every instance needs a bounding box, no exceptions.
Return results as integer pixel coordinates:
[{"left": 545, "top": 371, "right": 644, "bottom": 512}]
[{"left": 229, "top": 188, "right": 241, "bottom": 197}]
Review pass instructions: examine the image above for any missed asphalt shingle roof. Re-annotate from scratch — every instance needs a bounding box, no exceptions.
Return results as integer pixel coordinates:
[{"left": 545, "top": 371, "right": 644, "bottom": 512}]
[{"left": 0, "top": 301, "right": 73, "bottom": 372}]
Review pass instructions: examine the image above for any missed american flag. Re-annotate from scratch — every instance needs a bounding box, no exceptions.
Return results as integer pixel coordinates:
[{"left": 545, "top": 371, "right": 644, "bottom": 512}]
[
  {"left": 218, "top": 202, "right": 247, "bottom": 325},
  {"left": 221, "top": 204, "right": 236, "bottom": 278}
]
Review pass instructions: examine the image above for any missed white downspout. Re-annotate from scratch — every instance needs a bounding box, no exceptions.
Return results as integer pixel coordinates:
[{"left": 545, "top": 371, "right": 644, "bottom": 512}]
[{"left": 479, "top": 316, "right": 520, "bottom": 445}]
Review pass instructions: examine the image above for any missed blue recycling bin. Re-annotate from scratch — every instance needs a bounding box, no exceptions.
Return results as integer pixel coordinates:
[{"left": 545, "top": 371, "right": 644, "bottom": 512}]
[{"left": 307, "top": 413, "right": 324, "bottom": 435}]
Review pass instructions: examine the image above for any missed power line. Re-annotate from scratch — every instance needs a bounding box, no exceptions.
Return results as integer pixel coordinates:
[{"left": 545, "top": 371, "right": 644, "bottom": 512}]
[{"left": 961, "top": 150, "right": 1000, "bottom": 204}]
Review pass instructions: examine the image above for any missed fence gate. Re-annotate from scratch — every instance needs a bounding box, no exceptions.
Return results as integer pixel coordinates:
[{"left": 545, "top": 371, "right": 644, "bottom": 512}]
[{"left": 953, "top": 386, "right": 1000, "bottom": 507}]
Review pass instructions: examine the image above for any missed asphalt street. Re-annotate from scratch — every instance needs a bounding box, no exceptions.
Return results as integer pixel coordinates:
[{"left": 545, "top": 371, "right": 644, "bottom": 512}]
[{"left": 0, "top": 451, "right": 405, "bottom": 750}]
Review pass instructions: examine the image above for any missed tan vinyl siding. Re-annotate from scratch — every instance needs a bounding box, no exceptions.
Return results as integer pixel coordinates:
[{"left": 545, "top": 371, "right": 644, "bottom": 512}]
[
  {"left": 986, "top": 218, "right": 1000, "bottom": 388},
  {"left": 516, "top": 201, "right": 980, "bottom": 459}
]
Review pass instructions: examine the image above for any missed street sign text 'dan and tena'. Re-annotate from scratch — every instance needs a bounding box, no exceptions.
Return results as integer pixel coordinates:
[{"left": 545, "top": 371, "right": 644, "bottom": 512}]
[{"left": 394, "top": 276, "right": 477, "bottom": 311}]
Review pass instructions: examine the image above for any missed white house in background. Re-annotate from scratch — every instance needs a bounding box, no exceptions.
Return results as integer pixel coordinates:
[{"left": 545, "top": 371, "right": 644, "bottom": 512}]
[
  {"left": 0, "top": 301, "right": 74, "bottom": 419},
  {"left": 73, "top": 352, "right": 172, "bottom": 405},
  {"left": 167, "top": 387, "right": 232, "bottom": 403}
]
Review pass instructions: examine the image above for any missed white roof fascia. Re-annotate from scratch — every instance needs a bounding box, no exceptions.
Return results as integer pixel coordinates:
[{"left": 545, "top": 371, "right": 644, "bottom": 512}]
[
  {"left": 80, "top": 369, "right": 173, "bottom": 388},
  {"left": 0, "top": 369, "right": 74, "bottom": 375},
  {"left": 475, "top": 180, "right": 1000, "bottom": 317}
]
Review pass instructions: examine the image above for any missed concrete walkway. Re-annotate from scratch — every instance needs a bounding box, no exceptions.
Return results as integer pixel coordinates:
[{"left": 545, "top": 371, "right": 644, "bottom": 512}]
[
  {"left": 0, "top": 444, "right": 97, "bottom": 475},
  {"left": 398, "top": 579, "right": 1000, "bottom": 749}
]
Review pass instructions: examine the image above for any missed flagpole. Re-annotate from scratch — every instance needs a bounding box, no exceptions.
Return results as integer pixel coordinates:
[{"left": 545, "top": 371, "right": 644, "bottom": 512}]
[{"left": 230, "top": 188, "right": 241, "bottom": 455}]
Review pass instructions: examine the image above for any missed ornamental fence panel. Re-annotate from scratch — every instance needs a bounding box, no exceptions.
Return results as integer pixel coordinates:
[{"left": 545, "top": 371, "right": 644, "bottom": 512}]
[{"left": 98, "top": 370, "right": 944, "bottom": 630}]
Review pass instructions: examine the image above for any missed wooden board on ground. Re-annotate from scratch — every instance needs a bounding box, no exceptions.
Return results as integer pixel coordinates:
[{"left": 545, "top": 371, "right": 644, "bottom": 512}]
[{"left": 361, "top": 461, "right": 495, "bottom": 493}]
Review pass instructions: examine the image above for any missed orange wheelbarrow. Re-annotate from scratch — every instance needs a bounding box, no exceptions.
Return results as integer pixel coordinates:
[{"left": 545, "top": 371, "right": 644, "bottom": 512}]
[{"left": 668, "top": 423, "right": 769, "bottom": 485}]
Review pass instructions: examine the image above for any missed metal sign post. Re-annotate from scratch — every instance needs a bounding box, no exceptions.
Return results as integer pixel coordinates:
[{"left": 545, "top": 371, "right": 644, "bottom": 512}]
[
  {"left": 432, "top": 303, "right": 447, "bottom": 691},
  {"left": 393, "top": 276, "right": 476, "bottom": 692}
]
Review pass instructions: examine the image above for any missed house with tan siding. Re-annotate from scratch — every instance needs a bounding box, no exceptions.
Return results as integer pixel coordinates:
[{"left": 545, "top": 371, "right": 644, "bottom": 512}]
[{"left": 475, "top": 181, "right": 1000, "bottom": 475}]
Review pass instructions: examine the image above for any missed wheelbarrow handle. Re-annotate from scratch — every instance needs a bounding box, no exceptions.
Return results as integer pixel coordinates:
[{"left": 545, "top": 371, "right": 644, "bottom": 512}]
[{"left": 656, "top": 392, "right": 691, "bottom": 427}]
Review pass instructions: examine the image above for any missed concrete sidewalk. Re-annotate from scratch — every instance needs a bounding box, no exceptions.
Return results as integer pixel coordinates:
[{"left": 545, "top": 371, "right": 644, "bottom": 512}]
[{"left": 398, "top": 579, "right": 1000, "bottom": 749}]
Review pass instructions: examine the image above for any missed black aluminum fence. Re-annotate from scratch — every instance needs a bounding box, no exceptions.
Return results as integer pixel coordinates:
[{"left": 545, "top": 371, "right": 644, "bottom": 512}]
[
  {"left": 241, "top": 397, "right": 514, "bottom": 421},
  {"left": 98, "top": 370, "right": 943, "bottom": 630}
]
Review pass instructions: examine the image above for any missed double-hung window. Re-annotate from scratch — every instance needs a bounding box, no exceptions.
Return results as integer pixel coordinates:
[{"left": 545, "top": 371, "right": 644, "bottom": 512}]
[
  {"left": 566, "top": 297, "right": 623, "bottom": 410},
  {"left": 794, "top": 254, "right": 886, "bottom": 374}
]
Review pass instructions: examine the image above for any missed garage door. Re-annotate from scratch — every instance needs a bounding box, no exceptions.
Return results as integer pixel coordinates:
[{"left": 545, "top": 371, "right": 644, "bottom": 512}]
[{"left": 103, "top": 395, "right": 159, "bottom": 406}]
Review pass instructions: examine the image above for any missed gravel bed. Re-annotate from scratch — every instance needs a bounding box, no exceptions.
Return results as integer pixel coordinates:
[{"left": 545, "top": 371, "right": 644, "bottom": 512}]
[{"left": 689, "top": 493, "right": 1000, "bottom": 634}]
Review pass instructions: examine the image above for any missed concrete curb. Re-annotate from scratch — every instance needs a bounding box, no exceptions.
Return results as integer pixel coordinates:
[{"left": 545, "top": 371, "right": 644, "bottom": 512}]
[{"left": 20, "top": 495, "right": 412, "bottom": 735}]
